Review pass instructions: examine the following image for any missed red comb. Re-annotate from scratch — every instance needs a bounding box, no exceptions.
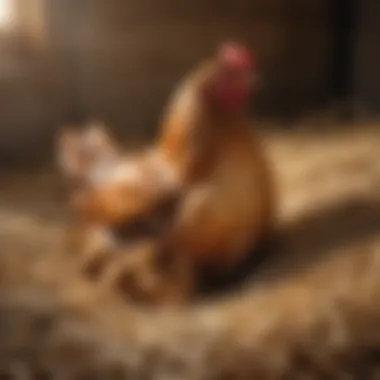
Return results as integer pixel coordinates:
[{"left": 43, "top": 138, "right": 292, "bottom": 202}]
[{"left": 218, "top": 42, "right": 254, "bottom": 70}]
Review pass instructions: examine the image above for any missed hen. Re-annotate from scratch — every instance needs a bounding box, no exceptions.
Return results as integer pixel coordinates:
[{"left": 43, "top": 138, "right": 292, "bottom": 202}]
[{"left": 58, "top": 43, "right": 276, "bottom": 300}]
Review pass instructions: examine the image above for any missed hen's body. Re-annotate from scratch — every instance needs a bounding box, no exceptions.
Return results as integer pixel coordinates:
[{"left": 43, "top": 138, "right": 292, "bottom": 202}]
[{"left": 157, "top": 59, "right": 275, "bottom": 267}]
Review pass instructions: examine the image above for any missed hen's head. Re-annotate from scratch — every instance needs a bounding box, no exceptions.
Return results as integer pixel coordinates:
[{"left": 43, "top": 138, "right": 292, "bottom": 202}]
[{"left": 198, "top": 42, "right": 255, "bottom": 114}]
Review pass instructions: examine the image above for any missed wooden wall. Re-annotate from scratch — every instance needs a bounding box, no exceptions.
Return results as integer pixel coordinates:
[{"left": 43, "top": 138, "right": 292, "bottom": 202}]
[
  {"left": 50, "top": 0, "right": 332, "bottom": 136},
  {"left": 3, "top": 0, "right": 378, "bottom": 165},
  {"left": 353, "top": 0, "right": 380, "bottom": 116}
]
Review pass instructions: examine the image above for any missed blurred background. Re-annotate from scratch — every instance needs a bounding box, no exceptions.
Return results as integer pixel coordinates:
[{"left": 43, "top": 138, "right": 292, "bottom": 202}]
[
  {"left": 0, "top": 4, "right": 378, "bottom": 364},
  {"left": 0, "top": 0, "right": 378, "bottom": 166}
]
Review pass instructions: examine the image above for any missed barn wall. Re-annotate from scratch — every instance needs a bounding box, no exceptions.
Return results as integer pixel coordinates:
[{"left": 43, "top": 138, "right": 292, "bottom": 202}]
[
  {"left": 0, "top": 0, "right": 335, "bottom": 165},
  {"left": 64, "top": 0, "right": 333, "bottom": 136},
  {"left": 353, "top": 0, "right": 380, "bottom": 116},
  {"left": 0, "top": 0, "right": 68, "bottom": 164}
]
